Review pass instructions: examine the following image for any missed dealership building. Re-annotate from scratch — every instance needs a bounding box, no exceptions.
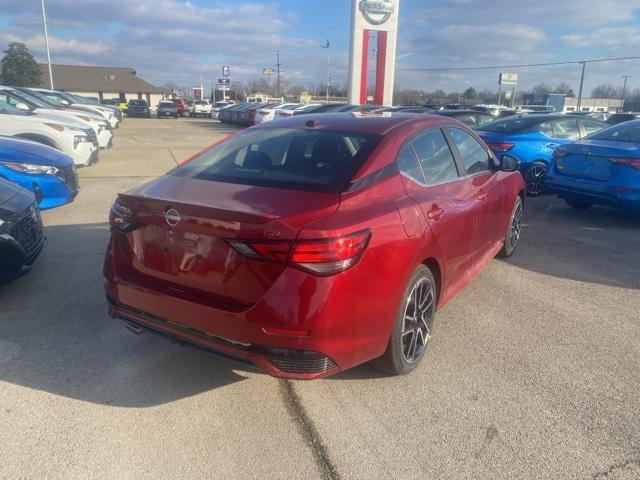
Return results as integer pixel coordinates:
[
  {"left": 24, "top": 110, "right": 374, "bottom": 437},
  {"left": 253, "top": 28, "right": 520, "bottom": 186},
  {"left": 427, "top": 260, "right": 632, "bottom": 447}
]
[{"left": 37, "top": 64, "right": 168, "bottom": 106}]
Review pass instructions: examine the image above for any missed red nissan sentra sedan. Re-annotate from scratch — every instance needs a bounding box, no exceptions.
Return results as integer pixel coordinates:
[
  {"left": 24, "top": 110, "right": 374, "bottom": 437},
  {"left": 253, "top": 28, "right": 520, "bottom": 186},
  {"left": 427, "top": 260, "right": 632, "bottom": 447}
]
[{"left": 104, "top": 113, "right": 525, "bottom": 379}]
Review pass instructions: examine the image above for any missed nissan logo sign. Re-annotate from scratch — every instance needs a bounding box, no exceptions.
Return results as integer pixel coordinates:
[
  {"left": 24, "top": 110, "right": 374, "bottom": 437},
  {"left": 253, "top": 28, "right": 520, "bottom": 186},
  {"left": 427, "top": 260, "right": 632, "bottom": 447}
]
[
  {"left": 164, "top": 208, "right": 181, "bottom": 227},
  {"left": 359, "top": 0, "right": 394, "bottom": 25}
]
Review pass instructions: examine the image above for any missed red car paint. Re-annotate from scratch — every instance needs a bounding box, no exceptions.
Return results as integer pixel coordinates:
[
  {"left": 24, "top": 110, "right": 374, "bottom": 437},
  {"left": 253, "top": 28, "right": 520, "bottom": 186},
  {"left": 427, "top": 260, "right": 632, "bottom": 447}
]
[{"left": 104, "top": 113, "right": 525, "bottom": 379}]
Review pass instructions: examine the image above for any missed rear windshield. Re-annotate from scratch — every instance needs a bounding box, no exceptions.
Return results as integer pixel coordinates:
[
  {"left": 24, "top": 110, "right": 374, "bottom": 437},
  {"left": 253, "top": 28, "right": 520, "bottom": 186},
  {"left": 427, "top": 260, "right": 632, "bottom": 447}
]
[
  {"left": 589, "top": 121, "right": 640, "bottom": 143},
  {"left": 129, "top": 100, "right": 146, "bottom": 106},
  {"left": 171, "top": 128, "right": 381, "bottom": 192},
  {"left": 194, "top": 101, "right": 208, "bottom": 105},
  {"left": 477, "top": 116, "right": 545, "bottom": 133}
]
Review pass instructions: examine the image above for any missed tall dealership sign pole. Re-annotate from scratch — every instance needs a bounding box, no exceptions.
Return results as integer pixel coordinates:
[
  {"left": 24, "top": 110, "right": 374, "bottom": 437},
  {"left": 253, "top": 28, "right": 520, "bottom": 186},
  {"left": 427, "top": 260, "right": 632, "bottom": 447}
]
[
  {"left": 41, "top": 0, "right": 54, "bottom": 89},
  {"left": 348, "top": 0, "right": 400, "bottom": 106}
]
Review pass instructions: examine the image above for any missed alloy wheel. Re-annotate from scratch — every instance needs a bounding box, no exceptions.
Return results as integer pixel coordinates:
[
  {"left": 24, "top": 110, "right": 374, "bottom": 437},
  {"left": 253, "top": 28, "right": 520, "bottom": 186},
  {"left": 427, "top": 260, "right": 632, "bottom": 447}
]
[
  {"left": 401, "top": 277, "right": 435, "bottom": 364},
  {"left": 509, "top": 202, "right": 523, "bottom": 250},
  {"left": 525, "top": 165, "right": 547, "bottom": 196}
]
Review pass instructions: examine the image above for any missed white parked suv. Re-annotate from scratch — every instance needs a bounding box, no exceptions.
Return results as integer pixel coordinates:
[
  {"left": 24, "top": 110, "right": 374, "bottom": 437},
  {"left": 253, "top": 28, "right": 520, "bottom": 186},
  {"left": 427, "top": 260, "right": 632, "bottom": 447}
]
[
  {"left": 0, "top": 100, "right": 98, "bottom": 167},
  {"left": 254, "top": 103, "right": 301, "bottom": 123},
  {"left": 190, "top": 100, "right": 212, "bottom": 117},
  {"left": 0, "top": 86, "right": 113, "bottom": 150},
  {"left": 26, "top": 88, "right": 119, "bottom": 129}
]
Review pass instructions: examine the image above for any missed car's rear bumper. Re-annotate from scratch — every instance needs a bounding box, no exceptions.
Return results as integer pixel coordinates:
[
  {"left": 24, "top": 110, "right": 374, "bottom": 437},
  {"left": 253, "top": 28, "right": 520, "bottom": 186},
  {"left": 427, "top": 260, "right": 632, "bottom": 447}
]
[
  {"left": 546, "top": 175, "right": 640, "bottom": 210},
  {"left": 103, "top": 232, "right": 407, "bottom": 379}
]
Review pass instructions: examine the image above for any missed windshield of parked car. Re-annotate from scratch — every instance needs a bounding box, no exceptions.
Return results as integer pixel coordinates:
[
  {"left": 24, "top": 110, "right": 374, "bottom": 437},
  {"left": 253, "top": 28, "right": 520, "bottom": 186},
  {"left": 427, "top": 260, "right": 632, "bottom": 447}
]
[
  {"left": 194, "top": 101, "right": 208, "bottom": 105},
  {"left": 588, "top": 121, "right": 640, "bottom": 143},
  {"left": 129, "top": 100, "right": 146, "bottom": 106},
  {"left": 477, "top": 116, "right": 546, "bottom": 133},
  {"left": 0, "top": 100, "right": 28, "bottom": 115},
  {"left": 11, "top": 90, "right": 50, "bottom": 108},
  {"left": 159, "top": 101, "right": 174, "bottom": 107},
  {"left": 172, "top": 128, "right": 381, "bottom": 192}
]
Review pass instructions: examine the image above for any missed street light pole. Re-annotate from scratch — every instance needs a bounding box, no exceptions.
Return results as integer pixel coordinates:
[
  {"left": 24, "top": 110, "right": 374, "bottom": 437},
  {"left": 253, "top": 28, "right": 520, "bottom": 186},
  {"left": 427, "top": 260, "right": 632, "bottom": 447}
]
[
  {"left": 41, "top": 0, "right": 53, "bottom": 89},
  {"left": 576, "top": 61, "right": 586, "bottom": 112},
  {"left": 621, "top": 75, "right": 630, "bottom": 112},
  {"left": 321, "top": 40, "right": 331, "bottom": 103}
]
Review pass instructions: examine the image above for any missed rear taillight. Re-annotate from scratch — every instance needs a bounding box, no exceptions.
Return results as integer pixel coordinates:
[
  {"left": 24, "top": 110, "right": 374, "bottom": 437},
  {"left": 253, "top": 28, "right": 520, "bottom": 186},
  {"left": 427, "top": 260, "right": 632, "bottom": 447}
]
[
  {"left": 608, "top": 157, "right": 640, "bottom": 170},
  {"left": 109, "top": 199, "right": 139, "bottom": 232},
  {"left": 228, "top": 229, "right": 371, "bottom": 276},
  {"left": 552, "top": 149, "right": 567, "bottom": 158},
  {"left": 487, "top": 143, "right": 515, "bottom": 153}
]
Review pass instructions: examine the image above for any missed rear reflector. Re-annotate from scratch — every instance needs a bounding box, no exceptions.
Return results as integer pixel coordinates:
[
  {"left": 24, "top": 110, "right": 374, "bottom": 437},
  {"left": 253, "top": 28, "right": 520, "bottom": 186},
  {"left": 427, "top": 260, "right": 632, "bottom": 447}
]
[
  {"left": 228, "top": 229, "right": 371, "bottom": 276},
  {"left": 251, "top": 346, "right": 337, "bottom": 374},
  {"left": 487, "top": 143, "right": 515, "bottom": 153},
  {"left": 608, "top": 157, "right": 640, "bottom": 170}
]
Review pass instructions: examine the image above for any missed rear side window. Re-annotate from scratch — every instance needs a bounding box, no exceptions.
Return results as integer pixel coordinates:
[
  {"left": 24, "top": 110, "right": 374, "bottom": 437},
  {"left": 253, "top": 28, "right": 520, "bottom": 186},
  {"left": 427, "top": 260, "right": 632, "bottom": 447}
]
[
  {"left": 551, "top": 119, "right": 580, "bottom": 140},
  {"left": 455, "top": 113, "right": 478, "bottom": 127},
  {"left": 446, "top": 127, "right": 492, "bottom": 175},
  {"left": 412, "top": 129, "right": 459, "bottom": 184},
  {"left": 397, "top": 143, "right": 424, "bottom": 183},
  {"left": 172, "top": 128, "right": 380, "bottom": 192}
]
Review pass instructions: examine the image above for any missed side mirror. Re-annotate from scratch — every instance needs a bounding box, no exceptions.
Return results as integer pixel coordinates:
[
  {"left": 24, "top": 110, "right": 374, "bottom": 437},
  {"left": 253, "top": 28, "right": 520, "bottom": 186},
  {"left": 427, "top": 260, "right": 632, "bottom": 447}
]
[{"left": 500, "top": 154, "right": 519, "bottom": 172}]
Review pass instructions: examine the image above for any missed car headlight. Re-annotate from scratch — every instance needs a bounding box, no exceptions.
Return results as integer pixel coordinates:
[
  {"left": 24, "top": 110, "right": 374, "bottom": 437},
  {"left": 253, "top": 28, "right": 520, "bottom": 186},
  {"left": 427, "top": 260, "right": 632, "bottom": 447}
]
[
  {"left": 0, "top": 161, "right": 59, "bottom": 175},
  {"left": 74, "top": 134, "right": 89, "bottom": 148}
]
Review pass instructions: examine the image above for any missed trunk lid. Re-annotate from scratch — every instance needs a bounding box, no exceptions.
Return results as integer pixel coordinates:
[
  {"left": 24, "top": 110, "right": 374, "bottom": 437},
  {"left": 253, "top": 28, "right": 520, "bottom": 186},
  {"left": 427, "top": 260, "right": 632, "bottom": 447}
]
[
  {"left": 115, "top": 176, "right": 339, "bottom": 310},
  {"left": 556, "top": 140, "right": 640, "bottom": 181}
]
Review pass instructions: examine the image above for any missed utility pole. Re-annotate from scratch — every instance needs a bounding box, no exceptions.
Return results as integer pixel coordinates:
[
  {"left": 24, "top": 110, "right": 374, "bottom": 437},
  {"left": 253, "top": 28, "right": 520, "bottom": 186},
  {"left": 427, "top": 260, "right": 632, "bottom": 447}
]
[
  {"left": 200, "top": 72, "right": 204, "bottom": 100},
  {"left": 321, "top": 40, "right": 331, "bottom": 103},
  {"left": 41, "top": 0, "right": 53, "bottom": 89},
  {"left": 576, "top": 61, "right": 586, "bottom": 112},
  {"left": 274, "top": 50, "right": 282, "bottom": 99},
  {"left": 621, "top": 75, "right": 631, "bottom": 112}
]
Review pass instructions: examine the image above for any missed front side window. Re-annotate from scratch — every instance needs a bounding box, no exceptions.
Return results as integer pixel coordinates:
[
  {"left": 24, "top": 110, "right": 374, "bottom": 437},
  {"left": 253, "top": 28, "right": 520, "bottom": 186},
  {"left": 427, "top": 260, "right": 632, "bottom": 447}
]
[
  {"left": 0, "top": 100, "right": 27, "bottom": 115},
  {"left": 412, "top": 129, "right": 459, "bottom": 184},
  {"left": 446, "top": 127, "right": 492, "bottom": 175},
  {"left": 582, "top": 119, "right": 605, "bottom": 136},
  {"left": 172, "top": 128, "right": 380, "bottom": 192}
]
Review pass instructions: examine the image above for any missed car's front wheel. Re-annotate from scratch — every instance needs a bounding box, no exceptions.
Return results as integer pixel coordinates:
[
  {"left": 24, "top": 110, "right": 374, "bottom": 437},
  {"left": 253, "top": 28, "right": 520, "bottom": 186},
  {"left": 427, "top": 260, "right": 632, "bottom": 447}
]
[
  {"left": 524, "top": 161, "right": 547, "bottom": 196},
  {"left": 498, "top": 196, "right": 523, "bottom": 258},
  {"left": 564, "top": 198, "right": 592, "bottom": 210},
  {"left": 374, "top": 265, "right": 436, "bottom": 375}
]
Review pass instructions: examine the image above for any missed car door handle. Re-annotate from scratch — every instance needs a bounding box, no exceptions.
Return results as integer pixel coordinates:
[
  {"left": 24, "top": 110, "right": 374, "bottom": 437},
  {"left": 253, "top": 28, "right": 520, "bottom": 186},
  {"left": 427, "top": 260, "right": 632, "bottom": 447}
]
[
  {"left": 477, "top": 191, "right": 488, "bottom": 201},
  {"left": 427, "top": 206, "right": 445, "bottom": 221},
  {"left": 546, "top": 143, "right": 558, "bottom": 149}
]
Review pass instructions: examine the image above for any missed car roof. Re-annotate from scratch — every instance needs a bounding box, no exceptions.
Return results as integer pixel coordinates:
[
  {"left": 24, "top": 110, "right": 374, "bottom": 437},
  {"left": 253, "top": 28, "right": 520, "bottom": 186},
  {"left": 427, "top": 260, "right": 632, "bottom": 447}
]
[{"left": 257, "top": 112, "right": 458, "bottom": 136}]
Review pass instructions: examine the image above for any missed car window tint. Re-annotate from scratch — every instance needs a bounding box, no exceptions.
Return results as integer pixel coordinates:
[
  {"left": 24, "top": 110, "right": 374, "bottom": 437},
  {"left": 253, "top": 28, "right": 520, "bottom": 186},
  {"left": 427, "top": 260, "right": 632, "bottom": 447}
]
[
  {"left": 455, "top": 114, "right": 478, "bottom": 127},
  {"left": 477, "top": 114, "right": 493, "bottom": 126},
  {"left": 397, "top": 142, "right": 424, "bottom": 183},
  {"left": 412, "top": 129, "right": 459, "bottom": 184},
  {"left": 552, "top": 119, "right": 580, "bottom": 140},
  {"left": 590, "top": 122, "right": 640, "bottom": 143},
  {"left": 535, "top": 122, "right": 554, "bottom": 137},
  {"left": 582, "top": 119, "right": 605, "bottom": 136},
  {"left": 446, "top": 127, "right": 491, "bottom": 175},
  {"left": 173, "top": 128, "right": 380, "bottom": 193}
]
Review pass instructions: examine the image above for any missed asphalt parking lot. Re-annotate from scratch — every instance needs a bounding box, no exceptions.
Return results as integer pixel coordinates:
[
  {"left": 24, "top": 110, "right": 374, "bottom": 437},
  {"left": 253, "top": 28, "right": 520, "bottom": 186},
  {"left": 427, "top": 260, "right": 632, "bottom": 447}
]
[{"left": 1, "top": 117, "right": 639, "bottom": 480}]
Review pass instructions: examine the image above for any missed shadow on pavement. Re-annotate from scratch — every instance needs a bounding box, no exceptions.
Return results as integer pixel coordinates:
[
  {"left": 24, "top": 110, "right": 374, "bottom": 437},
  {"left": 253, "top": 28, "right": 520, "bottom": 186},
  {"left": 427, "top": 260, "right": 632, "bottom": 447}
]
[
  {"left": 0, "top": 222, "right": 253, "bottom": 408},
  {"left": 505, "top": 195, "right": 640, "bottom": 289}
]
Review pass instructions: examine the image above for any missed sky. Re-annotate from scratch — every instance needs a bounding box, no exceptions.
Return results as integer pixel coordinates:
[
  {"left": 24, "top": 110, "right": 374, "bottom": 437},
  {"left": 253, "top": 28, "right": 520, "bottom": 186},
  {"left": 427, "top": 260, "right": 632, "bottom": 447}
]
[{"left": 1, "top": 0, "right": 640, "bottom": 95}]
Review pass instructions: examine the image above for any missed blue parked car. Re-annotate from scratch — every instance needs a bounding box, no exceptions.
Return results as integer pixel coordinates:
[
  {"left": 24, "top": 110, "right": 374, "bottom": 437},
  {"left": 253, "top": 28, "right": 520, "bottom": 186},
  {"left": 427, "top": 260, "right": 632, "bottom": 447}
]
[
  {"left": 0, "top": 137, "right": 79, "bottom": 210},
  {"left": 546, "top": 120, "right": 640, "bottom": 211},
  {"left": 477, "top": 114, "right": 607, "bottom": 196}
]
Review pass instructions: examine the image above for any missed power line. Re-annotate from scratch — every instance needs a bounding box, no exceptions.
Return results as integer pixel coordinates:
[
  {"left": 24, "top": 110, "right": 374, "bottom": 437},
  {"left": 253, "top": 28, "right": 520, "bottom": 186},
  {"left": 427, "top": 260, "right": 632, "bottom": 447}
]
[{"left": 397, "top": 55, "right": 640, "bottom": 72}]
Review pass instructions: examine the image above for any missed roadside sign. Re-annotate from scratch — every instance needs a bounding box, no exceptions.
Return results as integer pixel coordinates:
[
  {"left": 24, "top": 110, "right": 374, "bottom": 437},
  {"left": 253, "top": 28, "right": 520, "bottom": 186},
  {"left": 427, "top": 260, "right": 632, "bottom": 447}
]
[
  {"left": 263, "top": 68, "right": 274, "bottom": 76},
  {"left": 222, "top": 66, "right": 230, "bottom": 77},
  {"left": 499, "top": 73, "right": 518, "bottom": 86},
  {"left": 217, "top": 78, "right": 231, "bottom": 87}
]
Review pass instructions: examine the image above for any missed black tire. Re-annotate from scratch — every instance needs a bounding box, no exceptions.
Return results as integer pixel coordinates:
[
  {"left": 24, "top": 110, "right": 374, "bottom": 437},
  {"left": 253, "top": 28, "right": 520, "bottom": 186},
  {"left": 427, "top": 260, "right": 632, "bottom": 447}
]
[
  {"left": 498, "top": 196, "right": 523, "bottom": 258},
  {"left": 523, "top": 161, "right": 547, "bottom": 197},
  {"left": 564, "top": 198, "right": 592, "bottom": 210},
  {"left": 374, "top": 265, "right": 437, "bottom": 375}
]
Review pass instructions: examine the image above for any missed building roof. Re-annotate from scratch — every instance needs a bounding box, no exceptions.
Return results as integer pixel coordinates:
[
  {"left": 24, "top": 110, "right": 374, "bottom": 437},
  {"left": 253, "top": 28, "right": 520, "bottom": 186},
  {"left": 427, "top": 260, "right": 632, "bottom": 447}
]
[{"left": 38, "top": 64, "right": 167, "bottom": 94}]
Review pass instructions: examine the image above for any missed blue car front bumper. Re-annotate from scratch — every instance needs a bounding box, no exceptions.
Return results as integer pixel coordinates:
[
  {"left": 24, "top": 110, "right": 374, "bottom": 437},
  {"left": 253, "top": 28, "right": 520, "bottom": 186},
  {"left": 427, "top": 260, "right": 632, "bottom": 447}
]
[{"left": 0, "top": 165, "right": 79, "bottom": 210}]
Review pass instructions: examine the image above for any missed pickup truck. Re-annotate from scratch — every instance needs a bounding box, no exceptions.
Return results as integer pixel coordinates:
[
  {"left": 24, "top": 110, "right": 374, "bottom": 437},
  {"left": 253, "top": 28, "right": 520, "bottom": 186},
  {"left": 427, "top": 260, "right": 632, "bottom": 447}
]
[{"left": 190, "top": 100, "right": 212, "bottom": 118}]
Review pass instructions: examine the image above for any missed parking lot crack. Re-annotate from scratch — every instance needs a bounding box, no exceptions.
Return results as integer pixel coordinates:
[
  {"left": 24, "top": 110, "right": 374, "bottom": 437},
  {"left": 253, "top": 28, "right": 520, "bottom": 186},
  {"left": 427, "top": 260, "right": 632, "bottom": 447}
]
[{"left": 279, "top": 380, "right": 341, "bottom": 480}]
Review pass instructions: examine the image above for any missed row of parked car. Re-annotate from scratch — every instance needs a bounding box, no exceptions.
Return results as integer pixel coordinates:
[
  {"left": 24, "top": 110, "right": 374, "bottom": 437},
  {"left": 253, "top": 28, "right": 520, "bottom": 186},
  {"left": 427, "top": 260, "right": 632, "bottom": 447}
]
[{"left": 0, "top": 86, "right": 124, "bottom": 282}]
